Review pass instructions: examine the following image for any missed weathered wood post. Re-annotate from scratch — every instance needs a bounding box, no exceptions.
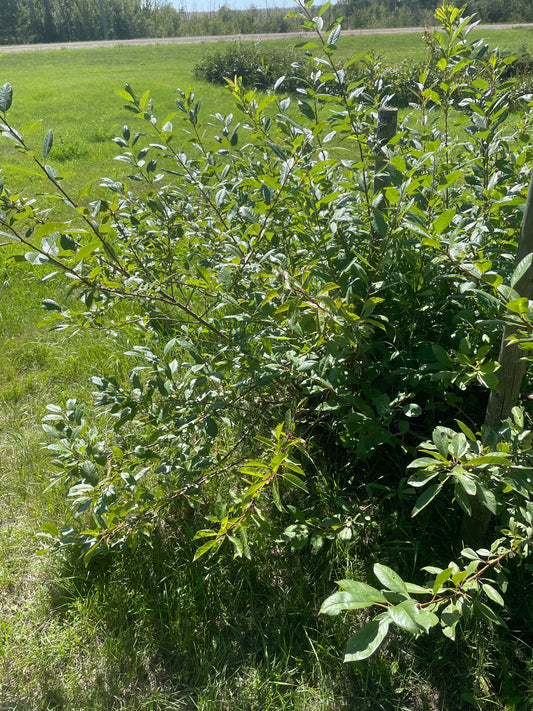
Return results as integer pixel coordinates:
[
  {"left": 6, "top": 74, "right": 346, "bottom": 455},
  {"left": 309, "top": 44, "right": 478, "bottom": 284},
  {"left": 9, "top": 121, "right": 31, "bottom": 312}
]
[
  {"left": 374, "top": 106, "right": 398, "bottom": 197},
  {"left": 462, "top": 172, "right": 533, "bottom": 547}
]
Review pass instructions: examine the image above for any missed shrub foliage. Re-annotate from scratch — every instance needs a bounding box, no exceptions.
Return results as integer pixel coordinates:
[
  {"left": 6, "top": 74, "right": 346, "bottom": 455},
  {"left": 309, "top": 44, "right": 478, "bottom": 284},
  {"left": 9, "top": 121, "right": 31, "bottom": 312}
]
[
  {"left": 1, "top": 2, "right": 532, "bottom": 664},
  {"left": 193, "top": 40, "right": 308, "bottom": 91},
  {"left": 195, "top": 26, "right": 533, "bottom": 108}
]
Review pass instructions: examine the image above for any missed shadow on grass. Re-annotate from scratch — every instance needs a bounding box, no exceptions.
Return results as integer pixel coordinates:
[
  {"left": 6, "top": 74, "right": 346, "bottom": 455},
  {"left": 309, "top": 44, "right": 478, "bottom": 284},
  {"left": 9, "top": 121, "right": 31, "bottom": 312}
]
[{"left": 37, "top": 518, "right": 533, "bottom": 711}]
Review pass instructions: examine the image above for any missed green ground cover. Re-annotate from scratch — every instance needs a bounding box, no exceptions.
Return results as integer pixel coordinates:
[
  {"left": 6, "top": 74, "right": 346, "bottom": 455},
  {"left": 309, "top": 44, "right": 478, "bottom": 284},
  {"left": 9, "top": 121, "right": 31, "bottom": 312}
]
[{"left": 1, "top": 22, "right": 532, "bottom": 710}]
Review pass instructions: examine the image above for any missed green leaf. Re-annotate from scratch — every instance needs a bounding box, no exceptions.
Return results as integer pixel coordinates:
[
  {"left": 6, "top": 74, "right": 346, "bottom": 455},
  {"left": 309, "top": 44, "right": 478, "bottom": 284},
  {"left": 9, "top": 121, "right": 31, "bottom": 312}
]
[
  {"left": 25, "top": 251, "right": 49, "bottom": 265},
  {"left": 432, "top": 427, "right": 450, "bottom": 458},
  {"left": 204, "top": 417, "right": 218, "bottom": 437},
  {"left": 441, "top": 602, "right": 461, "bottom": 640},
  {"left": 344, "top": 618, "right": 390, "bottom": 662},
  {"left": 455, "top": 472, "right": 476, "bottom": 496},
  {"left": 433, "top": 567, "right": 453, "bottom": 595},
  {"left": 193, "top": 537, "right": 222, "bottom": 561},
  {"left": 402, "top": 403, "right": 422, "bottom": 418},
  {"left": 454, "top": 481, "right": 472, "bottom": 515},
  {"left": 40, "top": 522, "right": 59, "bottom": 537},
  {"left": 45, "top": 164, "right": 59, "bottom": 181},
  {"left": 416, "top": 607, "right": 439, "bottom": 631},
  {"left": 476, "top": 484, "right": 497, "bottom": 515},
  {"left": 337, "top": 579, "right": 388, "bottom": 604},
  {"left": 405, "top": 583, "right": 431, "bottom": 595},
  {"left": 510, "top": 253, "right": 533, "bottom": 288},
  {"left": 408, "top": 456, "right": 441, "bottom": 470},
  {"left": 466, "top": 454, "right": 509, "bottom": 466},
  {"left": 2, "top": 164, "right": 41, "bottom": 178},
  {"left": 42, "top": 423, "right": 59, "bottom": 437},
  {"left": 373, "top": 564, "right": 409, "bottom": 595},
  {"left": 283, "top": 471, "right": 307, "bottom": 492},
  {"left": 388, "top": 598, "right": 428, "bottom": 635},
  {"left": 412, "top": 481, "right": 444, "bottom": 517},
  {"left": 432, "top": 344, "right": 454, "bottom": 367},
  {"left": 42, "top": 129, "right": 53, "bottom": 161},
  {"left": 407, "top": 468, "right": 440, "bottom": 488},
  {"left": 371, "top": 210, "right": 387, "bottom": 237},
  {"left": 82, "top": 461, "right": 99, "bottom": 485},
  {"left": 0, "top": 83, "right": 13, "bottom": 113},
  {"left": 227, "top": 534, "right": 243, "bottom": 558},
  {"left": 450, "top": 432, "right": 468, "bottom": 460},
  {"left": 507, "top": 297, "right": 529, "bottom": 314},
  {"left": 260, "top": 183, "right": 274, "bottom": 205},
  {"left": 327, "top": 24, "right": 341, "bottom": 46},
  {"left": 433, "top": 209, "right": 455, "bottom": 235},
  {"left": 320, "top": 590, "right": 378, "bottom": 615},
  {"left": 422, "top": 88, "right": 441, "bottom": 106},
  {"left": 473, "top": 599, "right": 506, "bottom": 627},
  {"left": 455, "top": 420, "right": 476, "bottom": 442},
  {"left": 482, "top": 583, "right": 504, "bottom": 607},
  {"left": 42, "top": 299, "right": 62, "bottom": 312}
]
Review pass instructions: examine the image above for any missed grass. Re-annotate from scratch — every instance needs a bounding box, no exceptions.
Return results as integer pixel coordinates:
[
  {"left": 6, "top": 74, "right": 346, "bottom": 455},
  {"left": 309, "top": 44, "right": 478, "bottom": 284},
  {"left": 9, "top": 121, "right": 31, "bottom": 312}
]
[
  {"left": 1, "top": 26, "right": 532, "bottom": 191},
  {"left": 1, "top": 26, "right": 533, "bottom": 710}
]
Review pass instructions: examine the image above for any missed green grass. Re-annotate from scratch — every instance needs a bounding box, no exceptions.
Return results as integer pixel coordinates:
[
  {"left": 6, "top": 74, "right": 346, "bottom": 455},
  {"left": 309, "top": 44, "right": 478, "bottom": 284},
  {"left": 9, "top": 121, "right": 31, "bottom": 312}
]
[
  {"left": 1, "top": 25, "right": 532, "bottom": 192},
  {"left": 0, "top": 43, "right": 237, "bottom": 198},
  {"left": 1, "top": 27, "right": 533, "bottom": 710}
]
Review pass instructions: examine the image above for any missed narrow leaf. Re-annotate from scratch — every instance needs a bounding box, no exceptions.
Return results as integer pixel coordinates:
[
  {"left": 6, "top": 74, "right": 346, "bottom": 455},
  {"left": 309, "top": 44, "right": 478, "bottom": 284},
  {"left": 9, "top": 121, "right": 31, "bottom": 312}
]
[
  {"left": 42, "top": 129, "right": 53, "bottom": 161},
  {"left": 193, "top": 537, "right": 222, "bottom": 560},
  {"left": 283, "top": 471, "right": 308, "bottom": 492},
  {"left": 510, "top": 252, "right": 533, "bottom": 288}
]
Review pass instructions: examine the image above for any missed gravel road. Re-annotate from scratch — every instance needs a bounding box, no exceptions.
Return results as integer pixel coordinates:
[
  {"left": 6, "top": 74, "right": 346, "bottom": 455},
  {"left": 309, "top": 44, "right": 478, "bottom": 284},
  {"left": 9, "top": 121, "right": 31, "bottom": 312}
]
[{"left": 0, "top": 23, "right": 532, "bottom": 53}]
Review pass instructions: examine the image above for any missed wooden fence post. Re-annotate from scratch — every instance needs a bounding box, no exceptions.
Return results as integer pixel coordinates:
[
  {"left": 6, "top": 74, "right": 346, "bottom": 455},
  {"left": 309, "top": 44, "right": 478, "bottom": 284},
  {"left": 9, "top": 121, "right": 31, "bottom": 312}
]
[{"left": 462, "top": 172, "right": 533, "bottom": 547}]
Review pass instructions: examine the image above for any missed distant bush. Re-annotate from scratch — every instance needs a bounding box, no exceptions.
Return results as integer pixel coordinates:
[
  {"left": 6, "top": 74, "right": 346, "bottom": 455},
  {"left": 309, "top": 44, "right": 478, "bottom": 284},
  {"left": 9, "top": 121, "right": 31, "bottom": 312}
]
[{"left": 193, "top": 41, "right": 308, "bottom": 91}]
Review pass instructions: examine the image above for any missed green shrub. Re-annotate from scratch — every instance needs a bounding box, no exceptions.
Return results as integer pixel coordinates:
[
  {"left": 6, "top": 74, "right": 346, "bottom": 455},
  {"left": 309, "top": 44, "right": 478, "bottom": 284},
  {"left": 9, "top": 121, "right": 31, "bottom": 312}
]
[
  {"left": 193, "top": 40, "right": 308, "bottom": 91},
  {"left": 0, "top": 1, "right": 532, "bottom": 677}
]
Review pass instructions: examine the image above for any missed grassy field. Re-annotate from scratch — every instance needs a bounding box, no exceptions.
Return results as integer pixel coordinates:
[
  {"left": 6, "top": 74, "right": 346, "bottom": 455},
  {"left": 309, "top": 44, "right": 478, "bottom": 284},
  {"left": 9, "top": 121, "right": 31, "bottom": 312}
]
[
  {"left": 1, "top": 26, "right": 532, "bottom": 710},
  {"left": 1, "top": 25, "right": 532, "bottom": 186}
]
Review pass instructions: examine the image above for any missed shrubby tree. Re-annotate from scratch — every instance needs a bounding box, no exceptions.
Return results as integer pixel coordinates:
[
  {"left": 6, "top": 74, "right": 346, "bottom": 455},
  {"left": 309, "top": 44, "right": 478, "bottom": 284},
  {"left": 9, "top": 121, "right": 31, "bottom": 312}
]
[{"left": 0, "top": 1, "right": 531, "bottom": 665}]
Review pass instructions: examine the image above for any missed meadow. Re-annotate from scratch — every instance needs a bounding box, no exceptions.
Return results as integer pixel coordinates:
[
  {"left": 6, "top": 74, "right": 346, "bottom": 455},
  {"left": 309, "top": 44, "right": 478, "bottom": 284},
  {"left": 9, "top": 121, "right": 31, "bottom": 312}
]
[{"left": 1, "top": 23, "right": 533, "bottom": 710}]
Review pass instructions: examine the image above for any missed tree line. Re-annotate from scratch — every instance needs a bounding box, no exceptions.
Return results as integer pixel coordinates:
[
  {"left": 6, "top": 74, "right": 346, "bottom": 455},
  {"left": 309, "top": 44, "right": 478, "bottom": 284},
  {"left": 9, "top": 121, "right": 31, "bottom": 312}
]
[
  {"left": 336, "top": 0, "right": 533, "bottom": 28},
  {"left": 1, "top": 0, "right": 532, "bottom": 48},
  {"left": 0, "top": 0, "right": 181, "bottom": 44}
]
